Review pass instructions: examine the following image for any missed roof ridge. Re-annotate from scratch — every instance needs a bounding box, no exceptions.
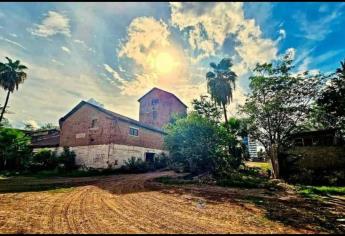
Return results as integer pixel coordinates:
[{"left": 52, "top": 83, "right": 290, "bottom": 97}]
[
  {"left": 137, "top": 87, "right": 188, "bottom": 108},
  {"left": 60, "top": 100, "right": 166, "bottom": 134}
]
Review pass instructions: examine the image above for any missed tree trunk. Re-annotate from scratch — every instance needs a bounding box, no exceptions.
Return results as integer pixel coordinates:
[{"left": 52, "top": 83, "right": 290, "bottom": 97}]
[
  {"left": 0, "top": 90, "right": 10, "bottom": 123},
  {"left": 222, "top": 103, "right": 229, "bottom": 132},
  {"left": 270, "top": 144, "right": 280, "bottom": 178}
]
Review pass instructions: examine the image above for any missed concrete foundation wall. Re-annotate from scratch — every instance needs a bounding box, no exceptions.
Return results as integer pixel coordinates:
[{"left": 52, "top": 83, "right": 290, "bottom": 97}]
[{"left": 36, "top": 144, "right": 167, "bottom": 169}]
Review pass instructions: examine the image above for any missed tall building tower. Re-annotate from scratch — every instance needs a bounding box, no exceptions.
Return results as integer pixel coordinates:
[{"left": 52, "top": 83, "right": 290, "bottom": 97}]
[
  {"left": 248, "top": 136, "right": 258, "bottom": 159},
  {"left": 138, "top": 87, "right": 187, "bottom": 129}
]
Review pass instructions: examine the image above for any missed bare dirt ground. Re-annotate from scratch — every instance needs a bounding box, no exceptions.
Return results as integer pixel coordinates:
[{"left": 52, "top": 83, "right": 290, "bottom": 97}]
[{"left": 0, "top": 171, "right": 344, "bottom": 234}]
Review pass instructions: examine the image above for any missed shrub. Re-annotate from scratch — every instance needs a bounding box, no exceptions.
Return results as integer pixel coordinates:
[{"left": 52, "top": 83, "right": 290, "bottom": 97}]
[
  {"left": 153, "top": 152, "right": 170, "bottom": 170},
  {"left": 0, "top": 128, "right": 32, "bottom": 171},
  {"left": 121, "top": 156, "right": 149, "bottom": 173},
  {"left": 31, "top": 149, "right": 59, "bottom": 170},
  {"left": 58, "top": 147, "right": 77, "bottom": 171}
]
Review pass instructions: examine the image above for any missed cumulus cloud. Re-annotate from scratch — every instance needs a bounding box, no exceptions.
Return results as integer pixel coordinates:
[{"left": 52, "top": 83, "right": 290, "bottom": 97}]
[
  {"left": 30, "top": 11, "right": 71, "bottom": 37},
  {"left": 117, "top": 16, "right": 207, "bottom": 106},
  {"left": 61, "top": 46, "right": 71, "bottom": 54},
  {"left": 170, "top": 2, "right": 278, "bottom": 70},
  {"left": 116, "top": 3, "right": 280, "bottom": 112},
  {"left": 169, "top": 2, "right": 278, "bottom": 109}
]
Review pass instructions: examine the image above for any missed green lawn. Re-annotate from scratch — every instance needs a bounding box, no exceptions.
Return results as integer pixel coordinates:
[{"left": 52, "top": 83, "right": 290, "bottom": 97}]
[
  {"left": 245, "top": 161, "right": 272, "bottom": 172},
  {"left": 298, "top": 185, "right": 345, "bottom": 198}
]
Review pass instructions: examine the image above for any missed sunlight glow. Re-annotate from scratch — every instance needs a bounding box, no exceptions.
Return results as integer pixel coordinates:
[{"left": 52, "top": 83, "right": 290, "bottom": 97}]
[{"left": 148, "top": 49, "right": 181, "bottom": 75}]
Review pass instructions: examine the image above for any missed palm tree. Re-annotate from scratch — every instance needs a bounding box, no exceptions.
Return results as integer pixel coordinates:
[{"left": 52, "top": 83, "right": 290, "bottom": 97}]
[
  {"left": 0, "top": 57, "right": 28, "bottom": 123},
  {"left": 206, "top": 58, "right": 237, "bottom": 131},
  {"left": 336, "top": 60, "right": 345, "bottom": 79}
]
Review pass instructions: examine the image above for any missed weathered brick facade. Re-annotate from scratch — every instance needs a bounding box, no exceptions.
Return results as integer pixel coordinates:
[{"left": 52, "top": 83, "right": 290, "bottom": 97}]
[
  {"left": 139, "top": 88, "right": 187, "bottom": 129},
  {"left": 58, "top": 88, "right": 187, "bottom": 169},
  {"left": 59, "top": 103, "right": 165, "bottom": 150}
]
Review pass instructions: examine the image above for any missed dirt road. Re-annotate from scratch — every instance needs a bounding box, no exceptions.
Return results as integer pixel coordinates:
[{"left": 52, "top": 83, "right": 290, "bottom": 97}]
[{"left": 0, "top": 171, "right": 341, "bottom": 233}]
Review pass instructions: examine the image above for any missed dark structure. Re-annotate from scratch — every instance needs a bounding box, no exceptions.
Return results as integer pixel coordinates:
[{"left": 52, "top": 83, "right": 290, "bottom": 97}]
[
  {"left": 280, "top": 129, "right": 345, "bottom": 185},
  {"left": 290, "top": 128, "right": 343, "bottom": 147},
  {"left": 25, "top": 129, "right": 60, "bottom": 148}
]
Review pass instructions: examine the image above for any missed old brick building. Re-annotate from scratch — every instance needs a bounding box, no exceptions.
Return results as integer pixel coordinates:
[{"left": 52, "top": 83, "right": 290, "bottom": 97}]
[
  {"left": 139, "top": 88, "right": 187, "bottom": 128},
  {"left": 58, "top": 87, "right": 187, "bottom": 169}
]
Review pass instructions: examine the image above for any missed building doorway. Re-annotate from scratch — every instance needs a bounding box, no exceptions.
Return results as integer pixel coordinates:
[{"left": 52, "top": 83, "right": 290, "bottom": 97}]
[{"left": 145, "top": 152, "right": 155, "bottom": 163}]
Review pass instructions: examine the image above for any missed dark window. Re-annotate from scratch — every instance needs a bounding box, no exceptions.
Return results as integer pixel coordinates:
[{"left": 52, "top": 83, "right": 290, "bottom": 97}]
[
  {"left": 129, "top": 127, "right": 139, "bottom": 136},
  {"left": 153, "top": 110, "right": 158, "bottom": 120},
  {"left": 151, "top": 99, "right": 159, "bottom": 106},
  {"left": 91, "top": 119, "right": 98, "bottom": 128},
  {"left": 304, "top": 137, "right": 312, "bottom": 146}
]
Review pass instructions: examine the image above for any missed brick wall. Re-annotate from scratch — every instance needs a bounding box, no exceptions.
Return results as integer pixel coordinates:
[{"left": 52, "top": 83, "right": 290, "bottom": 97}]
[
  {"left": 60, "top": 104, "right": 165, "bottom": 150},
  {"left": 139, "top": 89, "right": 187, "bottom": 128}
]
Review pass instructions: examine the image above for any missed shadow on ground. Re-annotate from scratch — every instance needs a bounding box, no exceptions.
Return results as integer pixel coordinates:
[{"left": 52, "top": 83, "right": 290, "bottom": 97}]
[{"left": 0, "top": 171, "right": 344, "bottom": 233}]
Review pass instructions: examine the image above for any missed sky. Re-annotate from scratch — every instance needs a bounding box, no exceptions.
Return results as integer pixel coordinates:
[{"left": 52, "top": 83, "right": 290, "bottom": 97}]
[{"left": 0, "top": 2, "right": 345, "bottom": 129}]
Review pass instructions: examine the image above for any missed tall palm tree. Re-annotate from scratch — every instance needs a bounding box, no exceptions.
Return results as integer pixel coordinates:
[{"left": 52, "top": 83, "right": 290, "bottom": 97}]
[
  {"left": 336, "top": 60, "right": 345, "bottom": 79},
  {"left": 206, "top": 58, "right": 237, "bottom": 131},
  {"left": 0, "top": 57, "right": 28, "bottom": 123}
]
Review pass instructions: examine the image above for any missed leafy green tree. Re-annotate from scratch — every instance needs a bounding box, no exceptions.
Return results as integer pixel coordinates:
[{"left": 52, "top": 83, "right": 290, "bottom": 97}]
[
  {"left": 164, "top": 112, "right": 237, "bottom": 175},
  {"left": 0, "top": 128, "right": 31, "bottom": 171},
  {"left": 206, "top": 58, "right": 237, "bottom": 131},
  {"left": 317, "top": 60, "right": 345, "bottom": 132},
  {"left": 0, "top": 117, "right": 11, "bottom": 128},
  {"left": 0, "top": 57, "right": 28, "bottom": 123},
  {"left": 192, "top": 95, "right": 222, "bottom": 123},
  {"left": 241, "top": 53, "right": 324, "bottom": 178}
]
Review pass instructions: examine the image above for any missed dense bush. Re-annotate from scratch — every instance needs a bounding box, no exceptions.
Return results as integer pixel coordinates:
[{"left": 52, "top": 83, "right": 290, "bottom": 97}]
[
  {"left": 58, "top": 147, "right": 77, "bottom": 171},
  {"left": 153, "top": 152, "right": 170, "bottom": 170},
  {"left": 121, "top": 156, "right": 149, "bottom": 173},
  {"left": 31, "top": 149, "right": 59, "bottom": 171},
  {"left": 0, "top": 128, "right": 31, "bottom": 171},
  {"left": 164, "top": 112, "right": 242, "bottom": 176}
]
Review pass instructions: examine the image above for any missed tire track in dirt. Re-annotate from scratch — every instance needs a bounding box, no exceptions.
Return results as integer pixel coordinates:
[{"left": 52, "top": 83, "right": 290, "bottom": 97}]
[{"left": 0, "top": 171, "right": 319, "bottom": 234}]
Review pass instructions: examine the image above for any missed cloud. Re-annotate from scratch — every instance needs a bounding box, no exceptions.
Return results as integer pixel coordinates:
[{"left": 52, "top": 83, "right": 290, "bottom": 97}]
[
  {"left": 294, "top": 6, "right": 344, "bottom": 41},
  {"left": 117, "top": 16, "right": 207, "bottom": 106},
  {"left": 118, "top": 16, "right": 171, "bottom": 70},
  {"left": 0, "top": 36, "right": 26, "bottom": 50},
  {"left": 278, "top": 29, "right": 286, "bottom": 40},
  {"left": 170, "top": 2, "right": 278, "bottom": 75},
  {"left": 104, "top": 64, "right": 126, "bottom": 84},
  {"left": 51, "top": 58, "right": 64, "bottom": 66},
  {"left": 30, "top": 11, "right": 71, "bottom": 37},
  {"left": 73, "top": 39, "right": 96, "bottom": 53},
  {"left": 61, "top": 46, "right": 71, "bottom": 54},
  {"left": 115, "top": 3, "right": 280, "bottom": 112}
]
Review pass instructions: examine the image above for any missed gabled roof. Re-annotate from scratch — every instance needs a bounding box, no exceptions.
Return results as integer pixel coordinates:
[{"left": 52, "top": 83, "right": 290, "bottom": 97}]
[
  {"left": 138, "top": 87, "right": 188, "bottom": 108},
  {"left": 59, "top": 101, "right": 166, "bottom": 134}
]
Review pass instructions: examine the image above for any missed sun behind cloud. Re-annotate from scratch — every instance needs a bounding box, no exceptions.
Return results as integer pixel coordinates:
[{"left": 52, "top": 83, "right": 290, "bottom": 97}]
[{"left": 153, "top": 52, "right": 177, "bottom": 74}]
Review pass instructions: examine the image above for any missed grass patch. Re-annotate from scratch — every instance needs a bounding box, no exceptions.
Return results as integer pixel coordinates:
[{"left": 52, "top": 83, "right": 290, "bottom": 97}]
[
  {"left": 298, "top": 185, "right": 345, "bottom": 198},
  {"left": 155, "top": 176, "right": 199, "bottom": 185},
  {"left": 216, "top": 167, "right": 273, "bottom": 189},
  {"left": 245, "top": 161, "right": 272, "bottom": 173}
]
